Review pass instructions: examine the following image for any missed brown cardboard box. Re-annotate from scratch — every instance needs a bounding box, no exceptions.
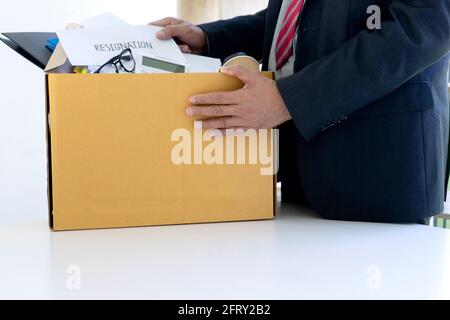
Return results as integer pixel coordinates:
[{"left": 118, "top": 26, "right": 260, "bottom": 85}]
[{"left": 46, "top": 73, "right": 276, "bottom": 231}]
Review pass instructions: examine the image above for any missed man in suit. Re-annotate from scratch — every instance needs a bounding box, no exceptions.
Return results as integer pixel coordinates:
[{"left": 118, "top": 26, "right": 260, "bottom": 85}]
[{"left": 152, "top": 0, "right": 450, "bottom": 223}]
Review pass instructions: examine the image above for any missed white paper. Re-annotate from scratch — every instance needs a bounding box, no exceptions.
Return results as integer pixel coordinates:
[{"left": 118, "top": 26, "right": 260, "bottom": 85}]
[
  {"left": 183, "top": 53, "right": 222, "bottom": 73},
  {"left": 81, "top": 13, "right": 129, "bottom": 29},
  {"left": 57, "top": 25, "right": 186, "bottom": 66}
]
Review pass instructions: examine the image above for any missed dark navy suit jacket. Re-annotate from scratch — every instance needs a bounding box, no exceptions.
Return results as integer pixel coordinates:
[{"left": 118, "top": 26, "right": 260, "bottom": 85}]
[{"left": 200, "top": 0, "right": 450, "bottom": 223}]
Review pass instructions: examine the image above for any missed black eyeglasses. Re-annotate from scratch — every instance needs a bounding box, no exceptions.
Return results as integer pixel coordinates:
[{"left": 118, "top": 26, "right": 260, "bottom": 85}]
[{"left": 94, "top": 48, "right": 136, "bottom": 74}]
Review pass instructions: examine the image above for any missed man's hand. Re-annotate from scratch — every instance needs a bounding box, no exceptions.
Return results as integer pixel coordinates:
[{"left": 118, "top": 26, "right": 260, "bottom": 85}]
[
  {"left": 149, "top": 17, "right": 206, "bottom": 54},
  {"left": 187, "top": 66, "right": 292, "bottom": 130}
]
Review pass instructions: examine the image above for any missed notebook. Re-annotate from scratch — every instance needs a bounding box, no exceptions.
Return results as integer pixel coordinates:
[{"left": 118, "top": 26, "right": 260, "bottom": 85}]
[{"left": 0, "top": 32, "right": 57, "bottom": 70}]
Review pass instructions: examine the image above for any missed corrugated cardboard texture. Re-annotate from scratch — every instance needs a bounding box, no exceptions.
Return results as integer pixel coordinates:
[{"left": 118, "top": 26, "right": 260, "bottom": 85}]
[{"left": 48, "top": 73, "right": 275, "bottom": 231}]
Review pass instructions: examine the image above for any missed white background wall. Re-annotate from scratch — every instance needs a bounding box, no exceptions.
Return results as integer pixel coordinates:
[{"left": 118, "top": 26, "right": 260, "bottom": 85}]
[
  {"left": 0, "top": 1, "right": 178, "bottom": 222},
  {"left": 220, "top": 0, "right": 268, "bottom": 19}
]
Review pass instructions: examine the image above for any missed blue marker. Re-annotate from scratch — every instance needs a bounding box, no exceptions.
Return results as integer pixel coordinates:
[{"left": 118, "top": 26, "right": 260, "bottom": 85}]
[{"left": 46, "top": 38, "right": 59, "bottom": 52}]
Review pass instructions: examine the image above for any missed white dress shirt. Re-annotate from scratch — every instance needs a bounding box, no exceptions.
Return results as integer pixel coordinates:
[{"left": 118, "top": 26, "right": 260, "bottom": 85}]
[{"left": 268, "top": 0, "right": 306, "bottom": 80}]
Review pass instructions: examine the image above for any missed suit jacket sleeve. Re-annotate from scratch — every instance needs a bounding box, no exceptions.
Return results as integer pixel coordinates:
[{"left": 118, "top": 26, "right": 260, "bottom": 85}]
[
  {"left": 199, "top": 10, "right": 267, "bottom": 62},
  {"left": 277, "top": 0, "right": 450, "bottom": 141}
]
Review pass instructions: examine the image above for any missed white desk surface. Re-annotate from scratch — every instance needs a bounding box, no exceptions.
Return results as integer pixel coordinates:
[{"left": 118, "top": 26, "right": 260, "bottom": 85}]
[{"left": 1, "top": 200, "right": 450, "bottom": 300}]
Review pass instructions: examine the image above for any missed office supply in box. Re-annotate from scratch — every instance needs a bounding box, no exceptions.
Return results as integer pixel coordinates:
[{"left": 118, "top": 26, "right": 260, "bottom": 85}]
[
  {"left": 0, "top": 32, "right": 57, "bottom": 69},
  {"left": 223, "top": 52, "right": 260, "bottom": 72},
  {"left": 135, "top": 51, "right": 189, "bottom": 74},
  {"left": 46, "top": 38, "right": 59, "bottom": 52},
  {"left": 183, "top": 53, "right": 222, "bottom": 73}
]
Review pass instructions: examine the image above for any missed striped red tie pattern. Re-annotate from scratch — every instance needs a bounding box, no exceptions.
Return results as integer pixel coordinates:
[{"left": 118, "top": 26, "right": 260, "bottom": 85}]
[{"left": 275, "top": 0, "right": 305, "bottom": 70}]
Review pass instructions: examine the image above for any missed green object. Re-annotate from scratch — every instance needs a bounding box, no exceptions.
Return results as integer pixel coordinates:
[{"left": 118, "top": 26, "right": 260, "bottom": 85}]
[
  {"left": 434, "top": 215, "right": 450, "bottom": 228},
  {"left": 142, "top": 56, "right": 186, "bottom": 73}
]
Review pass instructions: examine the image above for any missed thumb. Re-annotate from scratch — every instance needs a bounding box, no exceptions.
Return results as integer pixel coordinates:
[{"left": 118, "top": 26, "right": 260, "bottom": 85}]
[{"left": 220, "top": 65, "right": 255, "bottom": 85}]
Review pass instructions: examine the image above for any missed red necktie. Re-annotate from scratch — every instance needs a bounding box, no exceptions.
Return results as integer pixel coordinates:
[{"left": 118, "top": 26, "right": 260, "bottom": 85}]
[{"left": 275, "top": 0, "right": 305, "bottom": 70}]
